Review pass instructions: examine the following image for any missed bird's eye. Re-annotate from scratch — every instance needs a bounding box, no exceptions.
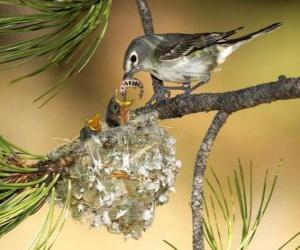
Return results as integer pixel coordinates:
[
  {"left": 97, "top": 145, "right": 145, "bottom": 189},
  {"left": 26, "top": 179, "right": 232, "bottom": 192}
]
[
  {"left": 130, "top": 54, "right": 137, "bottom": 63},
  {"left": 113, "top": 104, "right": 119, "bottom": 111}
]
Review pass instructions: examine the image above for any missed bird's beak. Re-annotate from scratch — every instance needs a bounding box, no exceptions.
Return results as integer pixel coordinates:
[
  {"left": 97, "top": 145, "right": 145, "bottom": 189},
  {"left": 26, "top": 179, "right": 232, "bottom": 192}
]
[
  {"left": 123, "top": 73, "right": 128, "bottom": 80},
  {"left": 123, "top": 69, "right": 134, "bottom": 80}
]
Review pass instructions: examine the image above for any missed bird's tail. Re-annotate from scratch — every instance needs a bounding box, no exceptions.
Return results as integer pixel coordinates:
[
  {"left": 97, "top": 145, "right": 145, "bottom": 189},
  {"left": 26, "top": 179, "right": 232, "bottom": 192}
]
[
  {"left": 216, "top": 22, "right": 282, "bottom": 65},
  {"left": 222, "top": 22, "right": 282, "bottom": 45}
]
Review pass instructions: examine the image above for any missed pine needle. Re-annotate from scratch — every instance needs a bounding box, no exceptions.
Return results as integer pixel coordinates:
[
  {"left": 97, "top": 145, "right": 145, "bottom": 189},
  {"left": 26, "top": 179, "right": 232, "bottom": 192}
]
[
  {"left": 163, "top": 239, "right": 178, "bottom": 250},
  {"left": 0, "top": 175, "right": 60, "bottom": 237},
  {"left": 278, "top": 232, "right": 300, "bottom": 250},
  {"left": 0, "top": 0, "right": 112, "bottom": 106},
  {"left": 29, "top": 180, "right": 72, "bottom": 250},
  {"left": 0, "top": 135, "right": 59, "bottom": 238},
  {"left": 203, "top": 162, "right": 282, "bottom": 250}
]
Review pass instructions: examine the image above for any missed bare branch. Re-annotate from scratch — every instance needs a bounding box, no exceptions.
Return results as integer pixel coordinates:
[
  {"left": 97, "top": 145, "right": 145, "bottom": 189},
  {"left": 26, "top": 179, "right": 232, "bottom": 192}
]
[
  {"left": 191, "top": 111, "right": 229, "bottom": 250},
  {"left": 136, "top": 76, "right": 300, "bottom": 119},
  {"left": 135, "top": 0, "right": 154, "bottom": 35},
  {"left": 135, "top": 0, "right": 166, "bottom": 102}
]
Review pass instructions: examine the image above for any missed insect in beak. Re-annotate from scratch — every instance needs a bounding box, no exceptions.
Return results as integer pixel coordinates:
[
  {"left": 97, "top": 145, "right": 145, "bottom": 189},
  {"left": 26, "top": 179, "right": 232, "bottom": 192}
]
[{"left": 119, "top": 78, "right": 144, "bottom": 100}]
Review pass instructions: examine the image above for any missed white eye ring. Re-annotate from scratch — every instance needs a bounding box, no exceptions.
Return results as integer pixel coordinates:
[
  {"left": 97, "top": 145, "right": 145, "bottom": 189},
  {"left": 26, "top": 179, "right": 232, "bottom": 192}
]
[{"left": 129, "top": 51, "right": 138, "bottom": 65}]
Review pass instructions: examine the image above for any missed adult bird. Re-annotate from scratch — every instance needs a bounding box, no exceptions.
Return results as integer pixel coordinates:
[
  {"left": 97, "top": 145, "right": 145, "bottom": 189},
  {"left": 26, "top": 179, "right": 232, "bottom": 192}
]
[{"left": 123, "top": 22, "right": 282, "bottom": 100}]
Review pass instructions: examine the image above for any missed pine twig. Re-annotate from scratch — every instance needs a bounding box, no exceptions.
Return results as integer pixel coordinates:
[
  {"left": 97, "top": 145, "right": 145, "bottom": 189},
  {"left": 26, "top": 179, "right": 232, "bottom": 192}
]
[
  {"left": 135, "top": 0, "right": 154, "bottom": 35},
  {"left": 136, "top": 76, "right": 300, "bottom": 119},
  {"left": 191, "top": 111, "right": 229, "bottom": 250},
  {"left": 0, "top": 135, "right": 75, "bottom": 238},
  {"left": 0, "top": 0, "right": 112, "bottom": 106},
  {"left": 135, "top": 0, "right": 166, "bottom": 103}
]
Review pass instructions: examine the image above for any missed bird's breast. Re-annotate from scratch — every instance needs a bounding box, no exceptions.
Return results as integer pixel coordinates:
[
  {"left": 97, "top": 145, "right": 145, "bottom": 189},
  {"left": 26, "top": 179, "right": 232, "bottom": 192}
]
[{"left": 150, "top": 51, "right": 217, "bottom": 83}]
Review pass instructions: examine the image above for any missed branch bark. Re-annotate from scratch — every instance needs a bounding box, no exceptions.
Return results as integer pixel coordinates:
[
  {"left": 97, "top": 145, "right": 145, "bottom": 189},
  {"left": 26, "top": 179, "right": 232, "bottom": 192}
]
[
  {"left": 135, "top": 0, "right": 166, "bottom": 102},
  {"left": 191, "top": 111, "right": 229, "bottom": 250},
  {"left": 135, "top": 0, "right": 154, "bottom": 35},
  {"left": 136, "top": 76, "right": 300, "bottom": 119}
]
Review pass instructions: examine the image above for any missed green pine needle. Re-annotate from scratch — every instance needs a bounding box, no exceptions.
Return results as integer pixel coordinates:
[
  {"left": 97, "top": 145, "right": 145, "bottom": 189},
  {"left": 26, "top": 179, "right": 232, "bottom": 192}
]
[
  {"left": 29, "top": 180, "right": 71, "bottom": 250},
  {"left": 0, "top": 135, "right": 60, "bottom": 238},
  {"left": 203, "top": 161, "right": 283, "bottom": 250},
  {"left": 0, "top": 175, "right": 60, "bottom": 237},
  {"left": 163, "top": 239, "right": 179, "bottom": 250},
  {"left": 0, "top": 135, "right": 46, "bottom": 161},
  {"left": 0, "top": 0, "right": 112, "bottom": 107},
  {"left": 278, "top": 232, "right": 300, "bottom": 250}
]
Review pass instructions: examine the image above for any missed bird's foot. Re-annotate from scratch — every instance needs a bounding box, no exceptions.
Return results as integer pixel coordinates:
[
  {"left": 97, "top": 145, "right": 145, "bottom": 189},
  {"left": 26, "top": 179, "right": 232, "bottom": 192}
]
[
  {"left": 147, "top": 82, "right": 193, "bottom": 106},
  {"left": 146, "top": 84, "right": 171, "bottom": 107},
  {"left": 182, "top": 80, "right": 208, "bottom": 95},
  {"left": 146, "top": 79, "right": 208, "bottom": 107},
  {"left": 181, "top": 82, "right": 196, "bottom": 96}
]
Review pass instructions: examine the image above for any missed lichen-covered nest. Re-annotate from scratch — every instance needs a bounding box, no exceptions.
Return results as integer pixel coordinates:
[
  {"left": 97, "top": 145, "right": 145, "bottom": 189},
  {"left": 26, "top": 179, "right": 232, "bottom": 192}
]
[{"left": 52, "top": 112, "right": 181, "bottom": 239}]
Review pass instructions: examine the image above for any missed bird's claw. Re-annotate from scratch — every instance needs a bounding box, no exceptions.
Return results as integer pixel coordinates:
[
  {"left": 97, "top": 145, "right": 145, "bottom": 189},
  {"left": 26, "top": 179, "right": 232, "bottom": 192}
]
[
  {"left": 182, "top": 79, "right": 209, "bottom": 95},
  {"left": 146, "top": 79, "right": 208, "bottom": 106},
  {"left": 181, "top": 83, "right": 192, "bottom": 96},
  {"left": 146, "top": 85, "right": 170, "bottom": 107}
]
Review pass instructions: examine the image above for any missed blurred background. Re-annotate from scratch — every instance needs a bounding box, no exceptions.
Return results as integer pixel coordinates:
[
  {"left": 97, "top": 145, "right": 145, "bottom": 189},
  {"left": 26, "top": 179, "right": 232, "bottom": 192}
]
[{"left": 0, "top": 0, "right": 300, "bottom": 249}]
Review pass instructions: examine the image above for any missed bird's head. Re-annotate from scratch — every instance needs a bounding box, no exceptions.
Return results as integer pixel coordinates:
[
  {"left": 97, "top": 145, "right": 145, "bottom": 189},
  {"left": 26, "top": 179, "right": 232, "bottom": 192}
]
[{"left": 123, "top": 37, "right": 153, "bottom": 79}]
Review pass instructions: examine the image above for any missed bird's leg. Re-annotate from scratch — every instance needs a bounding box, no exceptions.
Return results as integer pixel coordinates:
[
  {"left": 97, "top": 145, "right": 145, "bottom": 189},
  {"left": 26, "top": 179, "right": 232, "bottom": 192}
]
[
  {"left": 182, "top": 76, "right": 211, "bottom": 94},
  {"left": 147, "top": 84, "right": 170, "bottom": 105},
  {"left": 147, "top": 82, "right": 196, "bottom": 106},
  {"left": 147, "top": 76, "right": 210, "bottom": 106},
  {"left": 146, "top": 76, "right": 170, "bottom": 106},
  {"left": 181, "top": 82, "right": 192, "bottom": 91},
  {"left": 183, "top": 81, "right": 205, "bottom": 94}
]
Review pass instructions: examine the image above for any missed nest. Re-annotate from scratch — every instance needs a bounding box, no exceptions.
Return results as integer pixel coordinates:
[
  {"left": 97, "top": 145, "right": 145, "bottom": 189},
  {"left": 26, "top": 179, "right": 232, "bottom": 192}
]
[{"left": 53, "top": 112, "right": 181, "bottom": 239}]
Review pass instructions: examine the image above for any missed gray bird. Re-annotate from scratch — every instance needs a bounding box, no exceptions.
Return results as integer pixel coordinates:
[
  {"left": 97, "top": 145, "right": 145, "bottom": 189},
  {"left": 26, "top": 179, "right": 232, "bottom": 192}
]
[{"left": 123, "top": 22, "right": 282, "bottom": 96}]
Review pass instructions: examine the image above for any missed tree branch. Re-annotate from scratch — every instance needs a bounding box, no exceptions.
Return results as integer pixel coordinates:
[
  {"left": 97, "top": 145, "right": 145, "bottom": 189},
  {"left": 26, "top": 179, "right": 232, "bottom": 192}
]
[
  {"left": 136, "top": 76, "right": 300, "bottom": 119},
  {"left": 191, "top": 111, "right": 229, "bottom": 250},
  {"left": 135, "top": 0, "right": 166, "bottom": 102},
  {"left": 135, "top": 0, "right": 154, "bottom": 35}
]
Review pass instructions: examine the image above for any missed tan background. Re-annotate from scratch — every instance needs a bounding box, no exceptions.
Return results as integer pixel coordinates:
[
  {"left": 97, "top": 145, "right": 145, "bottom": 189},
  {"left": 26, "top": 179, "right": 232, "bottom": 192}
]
[{"left": 0, "top": 0, "right": 300, "bottom": 249}]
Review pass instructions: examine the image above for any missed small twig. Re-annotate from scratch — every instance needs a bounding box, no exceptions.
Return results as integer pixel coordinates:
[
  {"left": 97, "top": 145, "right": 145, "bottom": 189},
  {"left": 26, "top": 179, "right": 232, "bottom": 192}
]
[
  {"left": 191, "top": 111, "right": 229, "bottom": 250},
  {"left": 5, "top": 155, "right": 76, "bottom": 184}
]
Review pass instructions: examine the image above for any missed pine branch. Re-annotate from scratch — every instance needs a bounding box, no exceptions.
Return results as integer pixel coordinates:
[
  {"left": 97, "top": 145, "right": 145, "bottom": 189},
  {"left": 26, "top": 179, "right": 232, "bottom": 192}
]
[
  {"left": 136, "top": 75, "right": 300, "bottom": 119},
  {"left": 0, "top": 135, "right": 74, "bottom": 238},
  {"left": 135, "top": 0, "right": 154, "bottom": 35},
  {"left": 191, "top": 111, "right": 229, "bottom": 250},
  {"left": 135, "top": 0, "right": 166, "bottom": 103},
  {"left": 0, "top": 0, "right": 112, "bottom": 107}
]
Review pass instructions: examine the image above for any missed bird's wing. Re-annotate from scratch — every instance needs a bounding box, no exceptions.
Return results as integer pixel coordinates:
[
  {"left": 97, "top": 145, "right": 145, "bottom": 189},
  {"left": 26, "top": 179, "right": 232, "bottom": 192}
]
[{"left": 154, "top": 27, "right": 243, "bottom": 61}]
